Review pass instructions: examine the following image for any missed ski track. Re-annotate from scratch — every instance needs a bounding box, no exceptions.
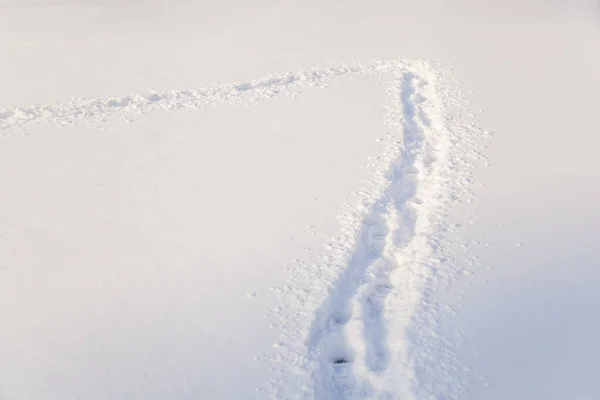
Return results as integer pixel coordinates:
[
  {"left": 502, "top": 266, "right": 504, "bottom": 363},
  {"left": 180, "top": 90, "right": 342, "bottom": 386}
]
[{"left": 0, "top": 60, "right": 486, "bottom": 400}]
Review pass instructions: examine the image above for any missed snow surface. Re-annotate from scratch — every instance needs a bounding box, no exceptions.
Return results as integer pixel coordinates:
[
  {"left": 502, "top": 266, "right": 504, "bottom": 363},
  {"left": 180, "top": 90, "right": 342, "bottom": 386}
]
[{"left": 1, "top": 1, "right": 599, "bottom": 399}]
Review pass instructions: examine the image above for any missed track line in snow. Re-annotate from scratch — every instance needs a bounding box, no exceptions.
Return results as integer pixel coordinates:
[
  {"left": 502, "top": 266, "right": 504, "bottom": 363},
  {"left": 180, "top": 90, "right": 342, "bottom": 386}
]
[
  {"left": 0, "top": 60, "right": 489, "bottom": 399},
  {"left": 306, "top": 71, "right": 444, "bottom": 399},
  {"left": 254, "top": 63, "right": 489, "bottom": 400},
  {"left": 0, "top": 64, "right": 369, "bottom": 133}
]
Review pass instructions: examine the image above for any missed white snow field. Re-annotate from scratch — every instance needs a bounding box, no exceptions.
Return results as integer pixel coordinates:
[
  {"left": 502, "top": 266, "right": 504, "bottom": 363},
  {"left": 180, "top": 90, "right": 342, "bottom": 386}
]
[{"left": 1, "top": 1, "right": 599, "bottom": 399}]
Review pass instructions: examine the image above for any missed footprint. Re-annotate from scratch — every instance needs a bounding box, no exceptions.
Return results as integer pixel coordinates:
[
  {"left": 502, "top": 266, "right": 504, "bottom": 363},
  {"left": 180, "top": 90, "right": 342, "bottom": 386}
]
[
  {"left": 330, "top": 309, "right": 352, "bottom": 325},
  {"left": 326, "top": 341, "right": 356, "bottom": 365},
  {"left": 326, "top": 345, "right": 357, "bottom": 397}
]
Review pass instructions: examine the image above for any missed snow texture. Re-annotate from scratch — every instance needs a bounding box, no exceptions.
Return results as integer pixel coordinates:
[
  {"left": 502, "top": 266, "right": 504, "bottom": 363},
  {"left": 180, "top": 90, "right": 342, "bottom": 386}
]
[
  {"left": 0, "top": 59, "right": 487, "bottom": 399},
  {"left": 2, "top": 1, "right": 600, "bottom": 399}
]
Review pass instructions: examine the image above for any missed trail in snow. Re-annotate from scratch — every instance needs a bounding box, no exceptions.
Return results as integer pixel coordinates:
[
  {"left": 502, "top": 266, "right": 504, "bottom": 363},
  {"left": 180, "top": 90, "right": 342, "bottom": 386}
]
[
  {"left": 0, "top": 64, "right": 366, "bottom": 133},
  {"left": 260, "top": 63, "right": 487, "bottom": 400},
  {"left": 307, "top": 72, "right": 437, "bottom": 399},
  {"left": 0, "top": 60, "right": 487, "bottom": 400}
]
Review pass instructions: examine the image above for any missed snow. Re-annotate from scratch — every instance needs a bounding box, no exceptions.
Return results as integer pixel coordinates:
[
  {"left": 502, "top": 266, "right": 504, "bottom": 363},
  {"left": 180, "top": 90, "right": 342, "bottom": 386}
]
[{"left": 1, "top": 0, "right": 599, "bottom": 399}]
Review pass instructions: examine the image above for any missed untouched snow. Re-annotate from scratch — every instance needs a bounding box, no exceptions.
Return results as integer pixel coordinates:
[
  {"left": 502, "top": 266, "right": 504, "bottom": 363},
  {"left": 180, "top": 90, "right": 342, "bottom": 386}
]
[{"left": 1, "top": 1, "right": 599, "bottom": 399}]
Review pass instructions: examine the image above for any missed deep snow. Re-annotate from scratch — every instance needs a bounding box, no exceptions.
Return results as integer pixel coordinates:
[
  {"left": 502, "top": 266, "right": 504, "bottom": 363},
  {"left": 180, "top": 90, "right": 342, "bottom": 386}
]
[{"left": 1, "top": 1, "right": 599, "bottom": 399}]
